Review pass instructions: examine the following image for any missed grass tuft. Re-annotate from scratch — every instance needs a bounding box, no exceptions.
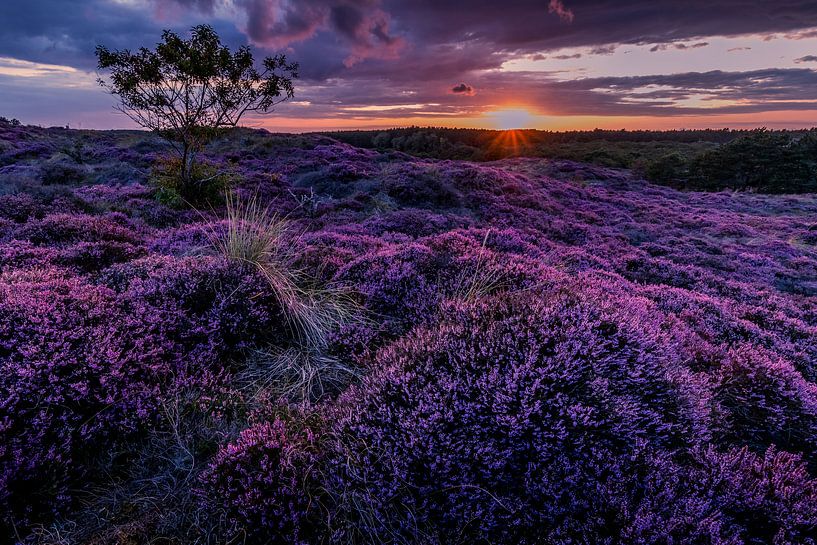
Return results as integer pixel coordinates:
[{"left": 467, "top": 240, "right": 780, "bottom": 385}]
[
  {"left": 451, "top": 229, "right": 508, "bottom": 303},
  {"left": 240, "top": 346, "right": 360, "bottom": 404},
  {"left": 210, "top": 192, "right": 359, "bottom": 352}
]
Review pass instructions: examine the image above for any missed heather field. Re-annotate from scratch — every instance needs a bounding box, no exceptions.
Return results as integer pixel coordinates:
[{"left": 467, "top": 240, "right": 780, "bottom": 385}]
[{"left": 3, "top": 121, "right": 817, "bottom": 544}]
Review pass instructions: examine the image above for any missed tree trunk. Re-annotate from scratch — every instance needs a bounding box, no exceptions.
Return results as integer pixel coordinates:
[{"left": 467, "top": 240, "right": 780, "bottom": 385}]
[{"left": 180, "top": 141, "right": 193, "bottom": 195}]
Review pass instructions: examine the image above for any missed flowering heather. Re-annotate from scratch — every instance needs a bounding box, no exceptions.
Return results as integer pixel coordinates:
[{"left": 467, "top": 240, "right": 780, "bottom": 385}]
[
  {"left": 2, "top": 125, "right": 817, "bottom": 542},
  {"left": 201, "top": 416, "right": 325, "bottom": 544}
]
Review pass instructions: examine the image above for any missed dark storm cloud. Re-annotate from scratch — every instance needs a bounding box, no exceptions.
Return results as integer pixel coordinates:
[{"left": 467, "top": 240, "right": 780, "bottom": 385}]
[
  {"left": 381, "top": 0, "right": 817, "bottom": 52},
  {"left": 286, "top": 0, "right": 817, "bottom": 88},
  {"left": 3, "top": 0, "right": 817, "bottom": 78},
  {"left": 0, "top": 0, "right": 244, "bottom": 70},
  {"left": 451, "top": 82, "right": 475, "bottom": 95}
]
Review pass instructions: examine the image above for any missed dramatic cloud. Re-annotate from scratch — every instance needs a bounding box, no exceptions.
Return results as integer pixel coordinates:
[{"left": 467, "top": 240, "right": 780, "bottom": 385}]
[
  {"left": 2, "top": 0, "right": 817, "bottom": 127},
  {"left": 519, "top": 68, "right": 817, "bottom": 116},
  {"left": 239, "top": 0, "right": 327, "bottom": 48},
  {"left": 331, "top": 2, "right": 405, "bottom": 66},
  {"left": 0, "top": 0, "right": 247, "bottom": 70},
  {"left": 381, "top": 1, "right": 817, "bottom": 53},
  {"left": 236, "top": 0, "right": 404, "bottom": 66}
]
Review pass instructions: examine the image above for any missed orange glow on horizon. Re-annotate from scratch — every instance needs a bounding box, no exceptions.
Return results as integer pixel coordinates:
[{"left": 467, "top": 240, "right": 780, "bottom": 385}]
[
  {"left": 487, "top": 108, "right": 537, "bottom": 130},
  {"left": 246, "top": 109, "right": 817, "bottom": 134}
]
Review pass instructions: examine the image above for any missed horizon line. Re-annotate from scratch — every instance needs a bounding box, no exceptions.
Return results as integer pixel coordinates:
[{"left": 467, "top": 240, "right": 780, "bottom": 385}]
[{"left": 9, "top": 121, "right": 817, "bottom": 134}]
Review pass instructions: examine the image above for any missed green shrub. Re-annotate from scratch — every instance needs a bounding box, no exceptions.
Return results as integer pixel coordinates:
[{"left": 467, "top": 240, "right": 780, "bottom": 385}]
[
  {"left": 149, "top": 155, "right": 233, "bottom": 207},
  {"left": 644, "top": 152, "right": 690, "bottom": 184},
  {"left": 687, "top": 130, "right": 817, "bottom": 193}
]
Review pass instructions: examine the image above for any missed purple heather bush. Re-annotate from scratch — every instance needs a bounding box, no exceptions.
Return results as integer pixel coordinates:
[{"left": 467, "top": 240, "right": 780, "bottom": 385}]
[
  {"left": 0, "top": 269, "right": 146, "bottom": 528},
  {"left": 322, "top": 288, "right": 705, "bottom": 544},
  {"left": 0, "top": 254, "right": 288, "bottom": 532},
  {"left": 616, "top": 446, "right": 817, "bottom": 544},
  {"left": 13, "top": 212, "right": 143, "bottom": 247},
  {"left": 201, "top": 416, "right": 325, "bottom": 544},
  {"left": 73, "top": 183, "right": 181, "bottom": 227},
  {"left": 711, "top": 345, "right": 817, "bottom": 465},
  {"left": 358, "top": 208, "right": 473, "bottom": 237},
  {"left": 2, "top": 125, "right": 817, "bottom": 542},
  {"left": 101, "top": 254, "right": 289, "bottom": 363},
  {"left": 0, "top": 193, "right": 47, "bottom": 223}
]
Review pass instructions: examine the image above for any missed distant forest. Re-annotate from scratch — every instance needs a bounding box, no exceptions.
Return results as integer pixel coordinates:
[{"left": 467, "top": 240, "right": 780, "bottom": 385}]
[{"left": 322, "top": 127, "right": 817, "bottom": 193}]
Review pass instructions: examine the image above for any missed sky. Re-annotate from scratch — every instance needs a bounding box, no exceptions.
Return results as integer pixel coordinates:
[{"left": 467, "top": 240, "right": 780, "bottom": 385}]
[{"left": 2, "top": 0, "right": 817, "bottom": 131}]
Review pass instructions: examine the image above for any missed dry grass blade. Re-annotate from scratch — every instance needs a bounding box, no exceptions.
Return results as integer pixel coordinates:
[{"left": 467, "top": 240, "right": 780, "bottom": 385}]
[
  {"left": 240, "top": 346, "right": 361, "bottom": 403},
  {"left": 213, "top": 192, "right": 293, "bottom": 264},
  {"left": 452, "top": 229, "right": 508, "bottom": 303},
  {"left": 209, "top": 192, "right": 360, "bottom": 351}
]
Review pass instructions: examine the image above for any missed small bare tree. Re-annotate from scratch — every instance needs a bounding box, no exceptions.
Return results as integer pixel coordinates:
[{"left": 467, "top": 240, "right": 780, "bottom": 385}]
[{"left": 96, "top": 25, "right": 298, "bottom": 193}]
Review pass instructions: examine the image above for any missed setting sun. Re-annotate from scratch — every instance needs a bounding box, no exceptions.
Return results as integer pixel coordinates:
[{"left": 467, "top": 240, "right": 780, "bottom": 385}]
[{"left": 488, "top": 108, "right": 537, "bottom": 130}]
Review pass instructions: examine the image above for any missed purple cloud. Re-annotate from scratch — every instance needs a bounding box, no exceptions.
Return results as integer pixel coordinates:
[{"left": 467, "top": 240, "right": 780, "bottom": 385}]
[
  {"left": 590, "top": 45, "right": 616, "bottom": 55},
  {"left": 548, "top": 0, "right": 574, "bottom": 23},
  {"left": 235, "top": 0, "right": 404, "bottom": 66}
]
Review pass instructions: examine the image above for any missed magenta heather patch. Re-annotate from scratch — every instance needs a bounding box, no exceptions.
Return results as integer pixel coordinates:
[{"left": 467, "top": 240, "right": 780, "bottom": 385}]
[
  {"left": 13, "top": 212, "right": 144, "bottom": 247},
  {"left": 359, "top": 208, "right": 472, "bottom": 237},
  {"left": 323, "top": 289, "right": 704, "bottom": 543},
  {"left": 0, "top": 271, "right": 147, "bottom": 527},
  {"left": 102, "top": 254, "right": 288, "bottom": 362},
  {"left": 620, "top": 446, "right": 817, "bottom": 544},
  {"left": 0, "top": 240, "right": 58, "bottom": 271},
  {"left": 712, "top": 345, "right": 817, "bottom": 465},
  {"left": 148, "top": 221, "right": 215, "bottom": 256},
  {"left": 200, "top": 417, "right": 325, "bottom": 544},
  {"left": 0, "top": 254, "right": 287, "bottom": 531},
  {"left": 0, "top": 193, "right": 47, "bottom": 223}
]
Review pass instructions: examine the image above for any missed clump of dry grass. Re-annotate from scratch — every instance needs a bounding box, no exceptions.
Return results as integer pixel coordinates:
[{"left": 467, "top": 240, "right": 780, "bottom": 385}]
[
  {"left": 210, "top": 192, "right": 359, "bottom": 352},
  {"left": 451, "top": 229, "right": 508, "bottom": 303},
  {"left": 239, "top": 346, "right": 360, "bottom": 404},
  {"left": 29, "top": 390, "right": 239, "bottom": 545}
]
